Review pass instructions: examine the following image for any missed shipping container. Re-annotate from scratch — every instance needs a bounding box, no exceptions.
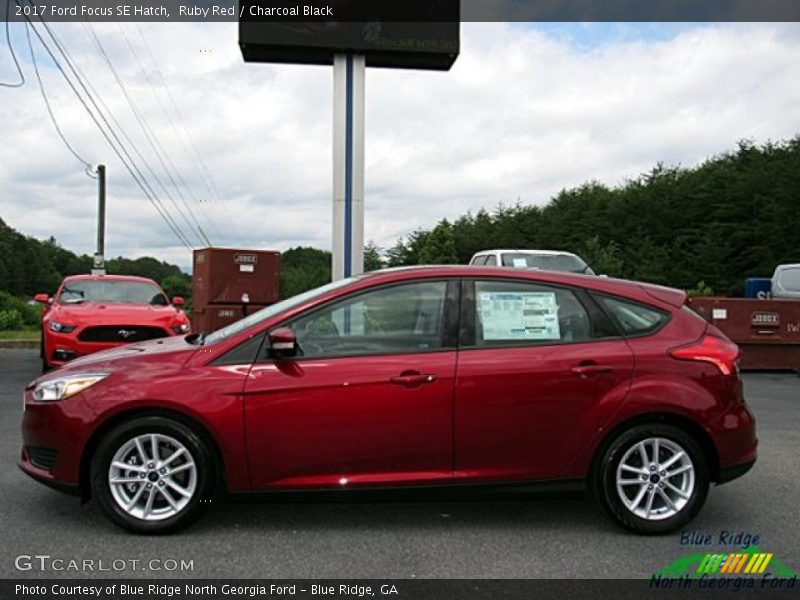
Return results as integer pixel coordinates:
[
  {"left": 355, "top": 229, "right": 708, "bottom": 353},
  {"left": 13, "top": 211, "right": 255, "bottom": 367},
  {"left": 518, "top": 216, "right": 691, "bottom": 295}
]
[
  {"left": 688, "top": 296, "right": 800, "bottom": 370},
  {"left": 193, "top": 248, "right": 280, "bottom": 308},
  {"left": 191, "top": 303, "right": 268, "bottom": 334}
]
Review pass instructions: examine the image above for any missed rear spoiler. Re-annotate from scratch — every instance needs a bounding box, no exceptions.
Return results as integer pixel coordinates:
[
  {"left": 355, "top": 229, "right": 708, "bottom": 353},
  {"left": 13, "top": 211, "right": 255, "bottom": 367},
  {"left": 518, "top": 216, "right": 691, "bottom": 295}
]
[{"left": 639, "top": 283, "right": 687, "bottom": 308}]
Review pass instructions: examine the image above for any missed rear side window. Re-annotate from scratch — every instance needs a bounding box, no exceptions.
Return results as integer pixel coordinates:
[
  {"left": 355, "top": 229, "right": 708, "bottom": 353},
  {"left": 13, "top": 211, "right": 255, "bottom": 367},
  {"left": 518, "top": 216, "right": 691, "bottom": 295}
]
[
  {"left": 473, "top": 280, "right": 592, "bottom": 345},
  {"left": 778, "top": 267, "right": 800, "bottom": 292},
  {"left": 483, "top": 255, "right": 497, "bottom": 266},
  {"left": 598, "top": 295, "right": 669, "bottom": 336}
]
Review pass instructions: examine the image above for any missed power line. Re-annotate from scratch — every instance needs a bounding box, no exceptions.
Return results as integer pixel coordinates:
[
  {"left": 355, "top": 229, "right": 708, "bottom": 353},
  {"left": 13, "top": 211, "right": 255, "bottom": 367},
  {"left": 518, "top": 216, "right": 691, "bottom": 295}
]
[
  {"left": 19, "top": 7, "right": 193, "bottom": 250},
  {"left": 101, "top": 24, "right": 211, "bottom": 246},
  {"left": 134, "top": 24, "right": 232, "bottom": 219},
  {"left": 127, "top": 24, "right": 226, "bottom": 240},
  {"left": 81, "top": 21, "right": 209, "bottom": 247},
  {"left": 25, "top": 22, "right": 92, "bottom": 170},
  {"left": 1, "top": 0, "right": 25, "bottom": 87},
  {"left": 32, "top": 13, "right": 195, "bottom": 249}
]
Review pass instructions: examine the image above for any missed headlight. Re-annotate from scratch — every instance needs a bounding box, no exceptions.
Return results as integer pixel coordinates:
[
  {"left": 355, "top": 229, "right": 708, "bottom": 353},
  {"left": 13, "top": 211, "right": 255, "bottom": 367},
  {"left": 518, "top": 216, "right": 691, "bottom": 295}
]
[
  {"left": 33, "top": 373, "right": 108, "bottom": 402},
  {"left": 173, "top": 323, "right": 190, "bottom": 334},
  {"left": 48, "top": 321, "right": 76, "bottom": 333}
]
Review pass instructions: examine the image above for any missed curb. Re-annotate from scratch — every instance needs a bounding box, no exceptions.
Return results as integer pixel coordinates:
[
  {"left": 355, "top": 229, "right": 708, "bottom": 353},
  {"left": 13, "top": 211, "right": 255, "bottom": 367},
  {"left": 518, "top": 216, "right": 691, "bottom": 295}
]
[{"left": 0, "top": 340, "right": 39, "bottom": 350}]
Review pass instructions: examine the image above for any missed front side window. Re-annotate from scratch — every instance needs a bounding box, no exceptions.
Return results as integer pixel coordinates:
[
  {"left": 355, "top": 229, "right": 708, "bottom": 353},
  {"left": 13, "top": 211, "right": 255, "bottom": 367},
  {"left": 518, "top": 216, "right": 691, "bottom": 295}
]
[
  {"left": 473, "top": 280, "right": 592, "bottom": 345},
  {"left": 598, "top": 295, "right": 669, "bottom": 336},
  {"left": 471, "top": 255, "right": 487, "bottom": 266},
  {"left": 288, "top": 281, "right": 448, "bottom": 358}
]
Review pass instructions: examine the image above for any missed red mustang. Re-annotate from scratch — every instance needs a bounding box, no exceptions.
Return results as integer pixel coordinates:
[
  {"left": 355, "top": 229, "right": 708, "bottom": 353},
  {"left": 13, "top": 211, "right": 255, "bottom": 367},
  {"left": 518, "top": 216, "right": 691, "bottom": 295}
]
[
  {"left": 20, "top": 266, "right": 756, "bottom": 534},
  {"left": 35, "top": 274, "right": 191, "bottom": 370}
]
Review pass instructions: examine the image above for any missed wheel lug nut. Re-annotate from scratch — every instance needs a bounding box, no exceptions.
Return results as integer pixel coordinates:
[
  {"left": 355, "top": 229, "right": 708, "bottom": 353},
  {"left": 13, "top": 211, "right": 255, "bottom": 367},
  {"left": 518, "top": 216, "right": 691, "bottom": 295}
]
[
  {"left": 641, "top": 475, "right": 648, "bottom": 480},
  {"left": 660, "top": 471, "right": 666, "bottom": 476},
  {"left": 647, "top": 484, "right": 653, "bottom": 490},
  {"left": 139, "top": 473, "right": 146, "bottom": 479},
  {"left": 147, "top": 463, "right": 154, "bottom": 469},
  {"left": 146, "top": 483, "right": 152, "bottom": 489},
  {"left": 160, "top": 468, "right": 166, "bottom": 474},
  {"left": 650, "top": 465, "right": 656, "bottom": 471},
  {"left": 158, "top": 480, "right": 165, "bottom": 487}
]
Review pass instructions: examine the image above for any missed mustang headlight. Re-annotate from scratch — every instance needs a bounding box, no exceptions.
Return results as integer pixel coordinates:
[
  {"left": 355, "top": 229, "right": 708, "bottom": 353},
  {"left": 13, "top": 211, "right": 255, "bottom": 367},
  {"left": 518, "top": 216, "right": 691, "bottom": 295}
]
[
  {"left": 33, "top": 373, "right": 108, "bottom": 402},
  {"left": 172, "top": 323, "right": 190, "bottom": 334},
  {"left": 48, "top": 321, "right": 76, "bottom": 333}
]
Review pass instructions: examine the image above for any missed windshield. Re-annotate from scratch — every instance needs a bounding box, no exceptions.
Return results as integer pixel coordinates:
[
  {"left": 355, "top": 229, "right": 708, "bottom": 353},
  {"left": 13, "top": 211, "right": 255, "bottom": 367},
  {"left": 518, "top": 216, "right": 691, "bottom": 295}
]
[
  {"left": 203, "top": 276, "right": 359, "bottom": 344},
  {"left": 58, "top": 280, "right": 168, "bottom": 305},
  {"left": 501, "top": 253, "right": 593, "bottom": 274}
]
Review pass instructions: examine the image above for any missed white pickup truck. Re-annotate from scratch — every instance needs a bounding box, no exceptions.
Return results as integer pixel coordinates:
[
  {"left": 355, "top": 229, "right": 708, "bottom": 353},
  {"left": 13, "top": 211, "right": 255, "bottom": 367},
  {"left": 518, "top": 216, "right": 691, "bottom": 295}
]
[{"left": 469, "top": 249, "right": 595, "bottom": 274}]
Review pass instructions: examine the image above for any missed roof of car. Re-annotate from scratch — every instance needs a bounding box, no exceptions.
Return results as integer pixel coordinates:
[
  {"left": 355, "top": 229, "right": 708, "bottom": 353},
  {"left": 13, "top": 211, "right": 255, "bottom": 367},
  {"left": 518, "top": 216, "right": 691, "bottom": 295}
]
[
  {"left": 472, "top": 249, "right": 579, "bottom": 256},
  {"left": 61, "top": 274, "right": 159, "bottom": 284},
  {"left": 357, "top": 265, "right": 686, "bottom": 308}
]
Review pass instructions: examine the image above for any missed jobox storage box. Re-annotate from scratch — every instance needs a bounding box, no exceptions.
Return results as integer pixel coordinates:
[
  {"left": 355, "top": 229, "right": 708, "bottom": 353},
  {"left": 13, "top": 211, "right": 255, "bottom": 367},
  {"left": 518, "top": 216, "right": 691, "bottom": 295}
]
[{"left": 193, "top": 248, "right": 280, "bottom": 307}]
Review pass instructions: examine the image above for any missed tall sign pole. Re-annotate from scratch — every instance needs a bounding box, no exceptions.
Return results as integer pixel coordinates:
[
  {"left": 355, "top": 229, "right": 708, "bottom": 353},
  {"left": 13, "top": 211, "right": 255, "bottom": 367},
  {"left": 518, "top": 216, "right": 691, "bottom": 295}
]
[
  {"left": 239, "top": 4, "right": 460, "bottom": 283},
  {"left": 92, "top": 164, "right": 107, "bottom": 275},
  {"left": 332, "top": 53, "right": 365, "bottom": 280}
]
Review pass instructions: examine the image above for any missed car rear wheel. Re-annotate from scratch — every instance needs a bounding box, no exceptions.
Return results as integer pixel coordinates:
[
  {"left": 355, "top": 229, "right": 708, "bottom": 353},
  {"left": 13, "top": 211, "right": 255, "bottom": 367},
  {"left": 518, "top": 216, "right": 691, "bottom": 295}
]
[
  {"left": 594, "top": 423, "right": 709, "bottom": 534},
  {"left": 90, "top": 416, "right": 216, "bottom": 534}
]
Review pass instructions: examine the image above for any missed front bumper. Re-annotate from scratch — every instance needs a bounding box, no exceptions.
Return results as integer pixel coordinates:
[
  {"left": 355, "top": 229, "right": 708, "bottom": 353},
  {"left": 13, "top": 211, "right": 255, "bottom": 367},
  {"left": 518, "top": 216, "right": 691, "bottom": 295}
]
[
  {"left": 44, "top": 329, "right": 176, "bottom": 367},
  {"left": 19, "top": 388, "right": 95, "bottom": 488}
]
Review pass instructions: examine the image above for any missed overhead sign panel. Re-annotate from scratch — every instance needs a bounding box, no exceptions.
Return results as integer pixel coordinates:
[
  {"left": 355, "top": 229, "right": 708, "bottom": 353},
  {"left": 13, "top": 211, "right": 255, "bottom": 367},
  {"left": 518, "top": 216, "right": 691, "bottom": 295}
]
[{"left": 239, "top": 0, "right": 460, "bottom": 70}]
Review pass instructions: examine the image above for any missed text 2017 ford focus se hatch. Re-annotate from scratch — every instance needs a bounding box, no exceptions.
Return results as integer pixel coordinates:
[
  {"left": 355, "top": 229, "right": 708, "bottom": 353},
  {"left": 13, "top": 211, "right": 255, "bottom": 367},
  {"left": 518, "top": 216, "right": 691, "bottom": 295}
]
[{"left": 20, "top": 266, "right": 756, "bottom": 534}]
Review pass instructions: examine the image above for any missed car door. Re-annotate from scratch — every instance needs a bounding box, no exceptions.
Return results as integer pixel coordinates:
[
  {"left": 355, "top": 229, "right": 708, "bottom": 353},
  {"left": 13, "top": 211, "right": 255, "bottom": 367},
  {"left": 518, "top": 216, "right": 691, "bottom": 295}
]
[
  {"left": 454, "top": 278, "right": 635, "bottom": 482},
  {"left": 243, "top": 279, "right": 459, "bottom": 490}
]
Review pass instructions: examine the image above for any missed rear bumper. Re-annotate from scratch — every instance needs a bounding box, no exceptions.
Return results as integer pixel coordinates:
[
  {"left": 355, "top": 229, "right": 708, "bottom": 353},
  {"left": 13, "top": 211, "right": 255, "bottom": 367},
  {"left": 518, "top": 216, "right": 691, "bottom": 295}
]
[
  {"left": 718, "top": 458, "right": 756, "bottom": 484},
  {"left": 709, "top": 401, "right": 758, "bottom": 483}
]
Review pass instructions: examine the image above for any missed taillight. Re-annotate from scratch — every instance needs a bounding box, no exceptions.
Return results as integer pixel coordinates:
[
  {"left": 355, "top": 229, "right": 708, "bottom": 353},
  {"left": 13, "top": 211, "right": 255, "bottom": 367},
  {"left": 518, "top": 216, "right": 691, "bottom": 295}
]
[{"left": 669, "top": 334, "right": 740, "bottom": 375}]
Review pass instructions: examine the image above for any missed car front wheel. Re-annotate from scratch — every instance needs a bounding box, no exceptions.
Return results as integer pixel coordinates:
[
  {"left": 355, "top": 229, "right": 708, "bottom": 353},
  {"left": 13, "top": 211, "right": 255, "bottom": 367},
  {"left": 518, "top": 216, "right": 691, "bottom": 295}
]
[
  {"left": 595, "top": 423, "right": 710, "bottom": 534},
  {"left": 90, "top": 416, "right": 216, "bottom": 534}
]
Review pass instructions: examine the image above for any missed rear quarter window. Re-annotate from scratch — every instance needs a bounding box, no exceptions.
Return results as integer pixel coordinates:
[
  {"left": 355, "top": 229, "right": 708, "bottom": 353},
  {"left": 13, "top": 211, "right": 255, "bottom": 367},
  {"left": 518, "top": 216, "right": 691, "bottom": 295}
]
[
  {"left": 778, "top": 267, "right": 800, "bottom": 292},
  {"left": 597, "top": 295, "right": 670, "bottom": 336}
]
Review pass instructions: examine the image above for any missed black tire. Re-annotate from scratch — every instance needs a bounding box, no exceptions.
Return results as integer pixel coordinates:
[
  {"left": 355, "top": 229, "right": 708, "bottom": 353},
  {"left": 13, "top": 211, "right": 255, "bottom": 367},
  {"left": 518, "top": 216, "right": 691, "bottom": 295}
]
[
  {"left": 41, "top": 337, "right": 50, "bottom": 372},
  {"left": 90, "top": 416, "right": 216, "bottom": 534},
  {"left": 593, "top": 423, "right": 709, "bottom": 535}
]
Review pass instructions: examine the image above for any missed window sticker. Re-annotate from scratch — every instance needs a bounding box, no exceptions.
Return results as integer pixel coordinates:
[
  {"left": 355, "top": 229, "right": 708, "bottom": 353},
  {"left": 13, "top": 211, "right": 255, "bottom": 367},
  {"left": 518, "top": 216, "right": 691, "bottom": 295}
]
[
  {"left": 512, "top": 258, "right": 528, "bottom": 268},
  {"left": 478, "top": 292, "right": 561, "bottom": 341}
]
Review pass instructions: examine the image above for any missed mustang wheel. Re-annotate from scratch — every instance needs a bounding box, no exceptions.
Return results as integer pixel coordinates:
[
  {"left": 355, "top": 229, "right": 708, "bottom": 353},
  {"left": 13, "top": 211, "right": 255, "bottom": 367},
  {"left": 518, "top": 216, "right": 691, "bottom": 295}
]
[
  {"left": 91, "top": 416, "right": 216, "bottom": 534},
  {"left": 595, "top": 423, "right": 709, "bottom": 534}
]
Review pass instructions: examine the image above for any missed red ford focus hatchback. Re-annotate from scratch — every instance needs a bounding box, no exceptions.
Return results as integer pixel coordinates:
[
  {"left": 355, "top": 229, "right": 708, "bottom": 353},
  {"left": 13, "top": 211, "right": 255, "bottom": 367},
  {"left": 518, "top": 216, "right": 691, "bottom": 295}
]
[{"left": 20, "top": 266, "right": 756, "bottom": 534}]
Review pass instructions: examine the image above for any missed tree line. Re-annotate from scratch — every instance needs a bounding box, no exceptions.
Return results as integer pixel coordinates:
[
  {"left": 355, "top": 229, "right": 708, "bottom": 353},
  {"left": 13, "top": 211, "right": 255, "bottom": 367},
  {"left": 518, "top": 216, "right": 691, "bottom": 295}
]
[
  {"left": 2, "top": 138, "right": 799, "bottom": 316},
  {"left": 381, "top": 138, "right": 800, "bottom": 296}
]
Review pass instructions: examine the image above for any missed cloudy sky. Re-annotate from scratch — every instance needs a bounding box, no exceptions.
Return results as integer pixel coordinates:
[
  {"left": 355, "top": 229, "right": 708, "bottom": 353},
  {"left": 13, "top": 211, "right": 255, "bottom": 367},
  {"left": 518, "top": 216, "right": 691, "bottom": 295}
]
[{"left": 1, "top": 21, "right": 799, "bottom": 270}]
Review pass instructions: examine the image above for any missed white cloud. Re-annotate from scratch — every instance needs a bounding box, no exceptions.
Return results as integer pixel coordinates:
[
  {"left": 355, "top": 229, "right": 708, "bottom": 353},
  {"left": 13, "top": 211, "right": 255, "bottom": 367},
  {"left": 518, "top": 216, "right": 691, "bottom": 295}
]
[{"left": 1, "top": 22, "right": 799, "bottom": 270}]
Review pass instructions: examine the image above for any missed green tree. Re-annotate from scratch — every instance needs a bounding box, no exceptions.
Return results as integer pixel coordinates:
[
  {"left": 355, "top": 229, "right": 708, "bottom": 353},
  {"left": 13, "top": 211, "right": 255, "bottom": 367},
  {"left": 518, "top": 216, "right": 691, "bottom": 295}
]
[
  {"left": 417, "top": 221, "right": 458, "bottom": 264},
  {"left": 364, "top": 241, "right": 384, "bottom": 271}
]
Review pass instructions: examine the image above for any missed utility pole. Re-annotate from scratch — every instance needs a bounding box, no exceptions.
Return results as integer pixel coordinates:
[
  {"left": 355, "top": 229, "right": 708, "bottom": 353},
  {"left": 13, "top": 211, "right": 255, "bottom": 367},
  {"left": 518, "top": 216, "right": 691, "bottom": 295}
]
[{"left": 92, "top": 164, "right": 106, "bottom": 275}]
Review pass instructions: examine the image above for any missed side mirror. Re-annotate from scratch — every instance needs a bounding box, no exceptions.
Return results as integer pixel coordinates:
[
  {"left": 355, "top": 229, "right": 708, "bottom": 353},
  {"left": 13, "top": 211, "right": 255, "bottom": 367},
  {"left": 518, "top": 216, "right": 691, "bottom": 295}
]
[
  {"left": 172, "top": 296, "right": 185, "bottom": 307},
  {"left": 268, "top": 327, "right": 297, "bottom": 358},
  {"left": 34, "top": 293, "right": 51, "bottom": 304}
]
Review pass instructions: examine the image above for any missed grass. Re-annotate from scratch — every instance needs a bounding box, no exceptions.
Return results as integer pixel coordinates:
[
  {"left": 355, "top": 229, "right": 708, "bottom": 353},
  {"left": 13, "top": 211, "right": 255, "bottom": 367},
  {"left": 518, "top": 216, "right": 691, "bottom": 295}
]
[{"left": 0, "top": 329, "right": 40, "bottom": 341}]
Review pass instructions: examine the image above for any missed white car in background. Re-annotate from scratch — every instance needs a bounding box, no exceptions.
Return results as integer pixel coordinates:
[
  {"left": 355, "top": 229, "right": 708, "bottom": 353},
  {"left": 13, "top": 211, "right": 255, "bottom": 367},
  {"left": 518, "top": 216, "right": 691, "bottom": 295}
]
[
  {"left": 469, "top": 249, "right": 595, "bottom": 274},
  {"left": 771, "top": 263, "right": 800, "bottom": 299}
]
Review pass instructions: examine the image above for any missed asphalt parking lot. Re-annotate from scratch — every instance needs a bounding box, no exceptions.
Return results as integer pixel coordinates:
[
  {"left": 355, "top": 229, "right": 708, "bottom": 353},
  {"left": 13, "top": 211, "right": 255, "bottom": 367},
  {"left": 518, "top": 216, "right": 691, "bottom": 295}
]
[{"left": 0, "top": 348, "right": 797, "bottom": 579}]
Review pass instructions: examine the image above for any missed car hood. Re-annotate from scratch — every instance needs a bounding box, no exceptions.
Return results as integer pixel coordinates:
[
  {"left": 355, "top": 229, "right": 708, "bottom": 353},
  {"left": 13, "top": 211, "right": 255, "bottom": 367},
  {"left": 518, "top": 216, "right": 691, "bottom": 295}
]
[
  {"left": 50, "top": 302, "right": 183, "bottom": 327},
  {"left": 41, "top": 335, "right": 199, "bottom": 379}
]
